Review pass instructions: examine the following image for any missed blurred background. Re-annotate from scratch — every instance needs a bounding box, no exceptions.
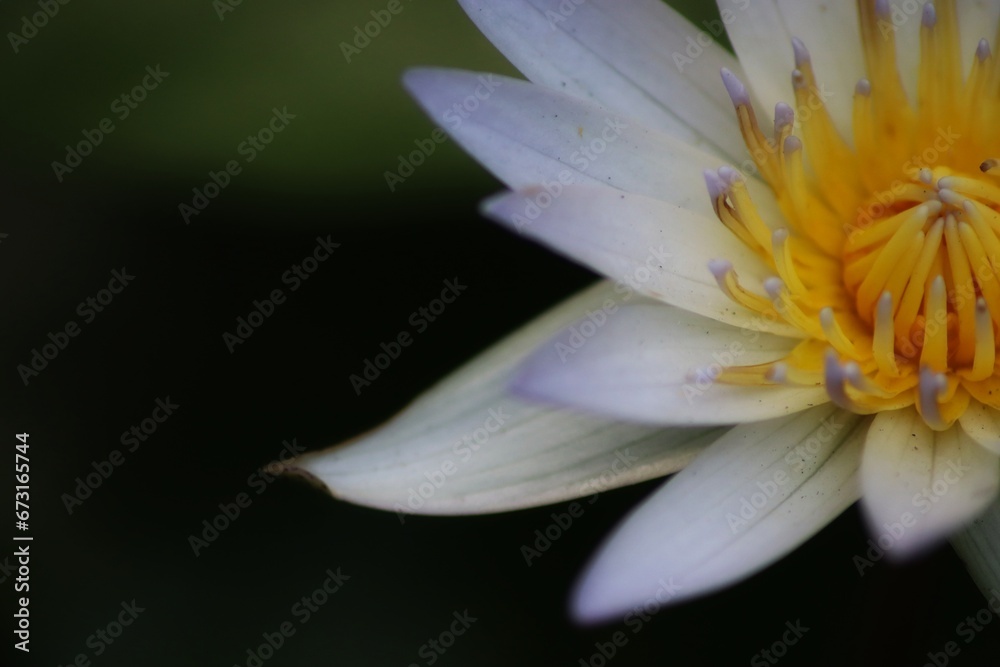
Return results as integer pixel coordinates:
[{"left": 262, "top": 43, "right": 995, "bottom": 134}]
[{"left": 2, "top": 0, "right": 999, "bottom": 665}]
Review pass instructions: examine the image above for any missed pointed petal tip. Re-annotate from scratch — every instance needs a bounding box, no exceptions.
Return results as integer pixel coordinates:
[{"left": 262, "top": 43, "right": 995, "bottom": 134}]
[
  {"left": 569, "top": 562, "right": 687, "bottom": 626},
  {"left": 401, "top": 66, "right": 438, "bottom": 94},
  {"left": 479, "top": 189, "right": 535, "bottom": 235},
  {"left": 283, "top": 459, "right": 335, "bottom": 495},
  {"left": 569, "top": 572, "right": 621, "bottom": 627}
]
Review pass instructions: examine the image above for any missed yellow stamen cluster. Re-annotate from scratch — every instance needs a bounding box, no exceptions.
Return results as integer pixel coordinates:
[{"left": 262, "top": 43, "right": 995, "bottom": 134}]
[{"left": 709, "top": 0, "right": 1000, "bottom": 430}]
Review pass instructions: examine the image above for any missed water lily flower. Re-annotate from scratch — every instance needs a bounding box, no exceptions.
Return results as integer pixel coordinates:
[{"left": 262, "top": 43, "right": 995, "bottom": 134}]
[{"left": 296, "top": 0, "right": 1000, "bottom": 622}]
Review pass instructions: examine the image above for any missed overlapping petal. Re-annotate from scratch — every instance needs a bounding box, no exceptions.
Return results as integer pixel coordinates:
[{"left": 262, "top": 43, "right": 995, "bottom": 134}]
[
  {"left": 403, "top": 69, "right": 784, "bottom": 221},
  {"left": 293, "top": 282, "right": 725, "bottom": 514},
  {"left": 960, "top": 401, "right": 1000, "bottom": 455},
  {"left": 951, "top": 497, "right": 1000, "bottom": 601},
  {"left": 512, "top": 301, "right": 825, "bottom": 425},
  {"left": 458, "top": 0, "right": 749, "bottom": 162},
  {"left": 483, "top": 184, "right": 801, "bottom": 335},
  {"left": 572, "top": 404, "right": 866, "bottom": 622},
  {"left": 860, "top": 408, "right": 1000, "bottom": 559}
]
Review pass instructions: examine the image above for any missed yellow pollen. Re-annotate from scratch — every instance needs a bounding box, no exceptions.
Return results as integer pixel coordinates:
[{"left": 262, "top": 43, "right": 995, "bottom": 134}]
[{"left": 708, "top": 0, "right": 1000, "bottom": 430}]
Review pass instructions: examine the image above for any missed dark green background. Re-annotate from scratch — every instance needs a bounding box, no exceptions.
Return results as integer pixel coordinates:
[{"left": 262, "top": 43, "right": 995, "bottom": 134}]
[{"left": 2, "top": 1, "right": 999, "bottom": 665}]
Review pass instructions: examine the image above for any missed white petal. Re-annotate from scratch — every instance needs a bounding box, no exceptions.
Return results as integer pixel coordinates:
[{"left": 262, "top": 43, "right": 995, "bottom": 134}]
[
  {"left": 457, "top": 0, "right": 749, "bottom": 162},
  {"left": 950, "top": 496, "right": 1000, "bottom": 602},
  {"left": 960, "top": 401, "right": 1000, "bottom": 455},
  {"left": 718, "top": 0, "right": 791, "bottom": 120},
  {"left": 403, "top": 69, "right": 784, "bottom": 221},
  {"left": 512, "top": 301, "right": 825, "bottom": 426},
  {"left": 860, "top": 408, "right": 1000, "bottom": 559},
  {"left": 484, "top": 184, "right": 801, "bottom": 336},
  {"left": 572, "top": 405, "right": 865, "bottom": 622},
  {"left": 292, "top": 281, "right": 724, "bottom": 515}
]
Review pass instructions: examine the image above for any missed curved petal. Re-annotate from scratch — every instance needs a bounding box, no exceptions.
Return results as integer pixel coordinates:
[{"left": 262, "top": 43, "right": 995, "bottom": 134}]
[
  {"left": 458, "top": 0, "right": 749, "bottom": 162},
  {"left": 860, "top": 408, "right": 1000, "bottom": 560},
  {"left": 572, "top": 404, "right": 866, "bottom": 623},
  {"left": 959, "top": 401, "right": 1000, "bottom": 455},
  {"left": 951, "top": 496, "right": 1000, "bottom": 602},
  {"left": 484, "top": 184, "right": 802, "bottom": 336},
  {"left": 291, "top": 282, "right": 724, "bottom": 515},
  {"left": 403, "top": 69, "right": 784, "bottom": 221},
  {"left": 512, "top": 301, "right": 826, "bottom": 426}
]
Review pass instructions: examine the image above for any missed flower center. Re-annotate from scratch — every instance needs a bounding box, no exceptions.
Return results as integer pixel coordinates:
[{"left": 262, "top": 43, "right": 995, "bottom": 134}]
[{"left": 706, "top": 0, "right": 1000, "bottom": 430}]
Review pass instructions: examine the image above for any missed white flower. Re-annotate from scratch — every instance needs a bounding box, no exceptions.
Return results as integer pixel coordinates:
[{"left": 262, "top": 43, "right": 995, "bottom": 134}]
[{"left": 295, "top": 0, "right": 1000, "bottom": 622}]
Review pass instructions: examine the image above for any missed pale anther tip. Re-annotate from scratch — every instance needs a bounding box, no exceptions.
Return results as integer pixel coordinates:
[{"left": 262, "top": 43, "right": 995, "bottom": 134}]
[
  {"left": 783, "top": 136, "right": 803, "bottom": 153},
  {"left": 764, "top": 277, "right": 784, "bottom": 298},
  {"left": 703, "top": 169, "right": 727, "bottom": 198},
  {"left": 855, "top": 79, "right": 872, "bottom": 96},
  {"left": 774, "top": 102, "right": 794, "bottom": 128},
  {"left": 707, "top": 259, "right": 733, "bottom": 278},
  {"left": 977, "top": 39, "right": 991, "bottom": 62},
  {"left": 767, "top": 362, "right": 788, "bottom": 383},
  {"left": 720, "top": 69, "right": 749, "bottom": 106},
  {"left": 791, "top": 37, "right": 810, "bottom": 66},
  {"left": 718, "top": 165, "right": 743, "bottom": 183},
  {"left": 875, "top": 0, "right": 890, "bottom": 19},
  {"left": 922, "top": 3, "right": 937, "bottom": 28}
]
